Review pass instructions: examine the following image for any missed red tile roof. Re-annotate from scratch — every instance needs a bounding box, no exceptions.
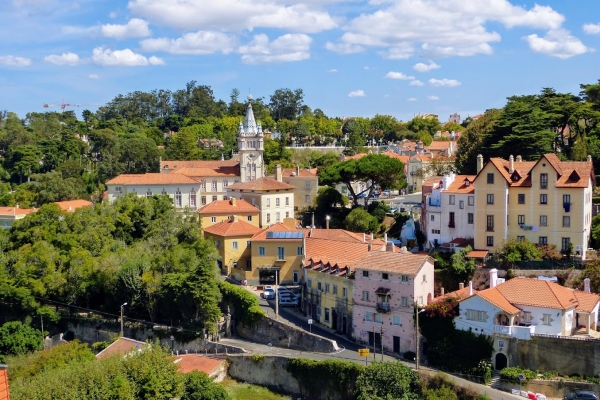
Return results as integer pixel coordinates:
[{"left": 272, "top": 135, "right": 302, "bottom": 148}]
[
  {"left": 251, "top": 222, "right": 301, "bottom": 241},
  {"left": 170, "top": 166, "right": 239, "bottom": 178},
  {"left": 275, "top": 168, "right": 318, "bottom": 178},
  {"left": 55, "top": 200, "right": 93, "bottom": 212},
  {"left": 161, "top": 160, "right": 240, "bottom": 170},
  {"left": 96, "top": 337, "right": 147, "bottom": 360},
  {"left": 302, "top": 228, "right": 386, "bottom": 244},
  {"left": 204, "top": 218, "right": 262, "bottom": 237},
  {"left": 355, "top": 251, "right": 433, "bottom": 274},
  {"left": 0, "top": 207, "right": 35, "bottom": 216},
  {"left": 174, "top": 355, "right": 225, "bottom": 375},
  {"left": 465, "top": 250, "right": 489, "bottom": 259},
  {"left": 0, "top": 365, "right": 9, "bottom": 400},
  {"left": 106, "top": 173, "right": 200, "bottom": 185},
  {"left": 574, "top": 291, "right": 600, "bottom": 313},
  {"left": 227, "top": 177, "right": 295, "bottom": 191},
  {"left": 475, "top": 288, "right": 521, "bottom": 315},
  {"left": 444, "top": 175, "right": 476, "bottom": 194},
  {"left": 198, "top": 199, "right": 259, "bottom": 214},
  {"left": 304, "top": 238, "right": 384, "bottom": 271},
  {"left": 431, "top": 287, "right": 475, "bottom": 304}
]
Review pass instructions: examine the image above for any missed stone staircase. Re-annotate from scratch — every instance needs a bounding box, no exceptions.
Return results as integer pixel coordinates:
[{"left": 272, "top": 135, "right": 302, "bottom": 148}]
[{"left": 488, "top": 371, "right": 501, "bottom": 388}]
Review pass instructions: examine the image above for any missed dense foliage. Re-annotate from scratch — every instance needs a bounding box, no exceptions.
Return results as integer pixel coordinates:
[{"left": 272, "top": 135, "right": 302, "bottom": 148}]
[
  {"left": 355, "top": 361, "right": 421, "bottom": 400},
  {"left": 286, "top": 358, "right": 364, "bottom": 399},
  {"left": 0, "top": 321, "right": 43, "bottom": 362},
  {"left": 217, "top": 281, "right": 265, "bottom": 326}
]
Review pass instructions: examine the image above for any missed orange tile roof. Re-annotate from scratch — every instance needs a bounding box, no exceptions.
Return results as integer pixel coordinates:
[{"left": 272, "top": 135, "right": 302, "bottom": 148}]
[
  {"left": 198, "top": 199, "right": 259, "bottom": 214},
  {"left": 251, "top": 222, "right": 301, "bottom": 241},
  {"left": 479, "top": 278, "right": 579, "bottom": 311},
  {"left": 278, "top": 168, "right": 318, "bottom": 178},
  {"left": 170, "top": 166, "right": 239, "bottom": 178},
  {"left": 444, "top": 175, "right": 475, "bottom": 194},
  {"left": 0, "top": 207, "right": 35, "bottom": 216},
  {"left": 410, "top": 153, "right": 435, "bottom": 162},
  {"left": 574, "top": 291, "right": 600, "bottom": 313},
  {"left": 465, "top": 250, "right": 489, "bottom": 258},
  {"left": 96, "top": 337, "right": 147, "bottom": 360},
  {"left": 106, "top": 173, "right": 200, "bottom": 185},
  {"left": 161, "top": 160, "right": 240, "bottom": 170},
  {"left": 175, "top": 355, "right": 225, "bottom": 375},
  {"left": 55, "top": 200, "right": 93, "bottom": 212},
  {"left": 431, "top": 287, "right": 475, "bottom": 304},
  {"left": 227, "top": 177, "right": 295, "bottom": 191},
  {"left": 426, "top": 140, "right": 455, "bottom": 150},
  {"left": 0, "top": 366, "right": 9, "bottom": 400},
  {"left": 355, "top": 251, "right": 433, "bottom": 275},
  {"left": 204, "top": 218, "right": 262, "bottom": 237},
  {"left": 422, "top": 176, "right": 443, "bottom": 190},
  {"left": 475, "top": 289, "right": 521, "bottom": 315},
  {"left": 305, "top": 238, "right": 385, "bottom": 270},
  {"left": 301, "top": 228, "right": 386, "bottom": 245}
]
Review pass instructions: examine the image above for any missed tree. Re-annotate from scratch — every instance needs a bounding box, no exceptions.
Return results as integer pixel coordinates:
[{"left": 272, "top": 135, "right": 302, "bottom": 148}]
[
  {"left": 4, "top": 145, "right": 43, "bottom": 183},
  {"left": 182, "top": 371, "right": 229, "bottom": 400},
  {"left": 367, "top": 201, "right": 390, "bottom": 223},
  {"left": 454, "top": 109, "right": 501, "bottom": 174},
  {"left": 497, "top": 239, "right": 542, "bottom": 262},
  {"left": 269, "top": 88, "right": 304, "bottom": 120},
  {"left": 344, "top": 208, "right": 379, "bottom": 233},
  {"left": 166, "top": 129, "right": 201, "bottom": 160},
  {"left": 442, "top": 121, "right": 463, "bottom": 132},
  {"left": 449, "top": 246, "right": 476, "bottom": 283},
  {"left": 355, "top": 362, "right": 421, "bottom": 400},
  {"left": 0, "top": 321, "right": 43, "bottom": 361},
  {"left": 407, "top": 116, "right": 441, "bottom": 136}
]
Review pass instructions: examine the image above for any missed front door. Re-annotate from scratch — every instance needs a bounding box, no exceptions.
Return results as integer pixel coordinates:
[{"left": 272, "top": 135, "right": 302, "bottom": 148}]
[
  {"left": 495, "top": 353, "right": 508, "bottom": 370},
  {"left": 393, "top": 336, "right": 400, "bottom": 353},
  {"left": 368, "top": 332, "right": 381, "bottom": 349},
  {"left": 342, "top": 316, "right": 347, "bottom": 335},
  {"left": 332, "top": 309, "right": 338, "bottom": 331}
]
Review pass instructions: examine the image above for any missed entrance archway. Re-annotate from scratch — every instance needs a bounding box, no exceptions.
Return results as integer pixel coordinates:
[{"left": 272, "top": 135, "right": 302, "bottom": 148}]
[{"left": 495, "top": 353, "right": 508, "bottom": 370}]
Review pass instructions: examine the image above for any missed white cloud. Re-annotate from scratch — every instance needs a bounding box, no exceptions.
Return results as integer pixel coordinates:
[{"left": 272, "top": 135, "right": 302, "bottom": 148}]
[
  {"left": 101, "top": 18, "right": 151, "bottom": 39},
  {"left": 524, "top": 29, "right": 590, "bottom": 59},
  {"left": 44, "top": 52, "right": 80, "bottom": 66},
  {"left": 238, "top": 33, "right": 311, "bottom": 64},
  {"left": 88, "top": 74, "right": 101, "bottom": 79},
  {"left": 407, "top": 97, "right": 417, "bottom": 101},
  {"left": 0, "top": 55, "right": 31, "bottom": 67},
  {"left": 328, "top": 68, "right": 337, "bottom": 72},
  {"left": 325, "top": 0, "right": 568, "bottom": 59},
  {"left": 128, "top": 0, "right": 336, "bottom": 34},
  {"left": 348, "top": 90, "right": 365, "bottom": 97},
  {"left": 92, "top": 47, "right": 164, "bottom": 66},
  {"left": 409, "top": 80, "right": 424, "bottom": 86},
  {"left": 385, "top": 71, "right": 415, "bottom": 80},
  {"left": 61, "top": 25, "right": 101, "bottom": 36},
  {"left": 428, "top": 95, "right": 440, "bottom": 100},
  {"left": 141, "top": 31, "right": 237, "bottom": 55},
  {"left": 413, "top": 61, "right": 440, "bottom": 72},
  {"left": 583, "top": 23, "right": 600, "bottom": 35},
  {"left": 429, "top": 78, "right": 461, "bottom": 87},
  {"left": 324, "top": 41, "right": 364, "bottom": 54}
]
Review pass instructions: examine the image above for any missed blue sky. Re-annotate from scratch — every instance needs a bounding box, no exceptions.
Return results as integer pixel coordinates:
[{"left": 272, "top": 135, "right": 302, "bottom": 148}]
[{"left": 1, "top": 0, "right": 600, "bottom": 123}]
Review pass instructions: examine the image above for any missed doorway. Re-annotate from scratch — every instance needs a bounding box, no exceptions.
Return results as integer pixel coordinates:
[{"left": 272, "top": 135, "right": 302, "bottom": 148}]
[
  {"left": 342, "top": 316, "right": 347, "bottom": 335},
  {"left": 332, "top": 309, "right": 338, "bottom": 331},
  {"left": 495, "top": 353, "right": 508, "bottom": 370},
  {"left": 368, "top": 331, "right": 382, "bottom": 348},
  {"left": 393, "top": 336, "right": 400, "bottom": 353}
]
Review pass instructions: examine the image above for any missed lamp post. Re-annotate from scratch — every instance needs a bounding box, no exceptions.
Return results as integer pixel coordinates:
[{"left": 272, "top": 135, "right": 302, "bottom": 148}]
[
  {"left": 326, "top": 215, "right": 330, "bottom": 229},
  {"left": 120, "top": 302, "right": 128, "bottom": 337},
  {"left": 416, "top": 308, "right": 425, "bottom": 370}
]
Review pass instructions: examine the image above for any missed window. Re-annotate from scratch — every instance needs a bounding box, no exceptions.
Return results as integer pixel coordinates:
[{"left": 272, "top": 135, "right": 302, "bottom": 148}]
[
  {"left": 266, "top": 213, "right": 271, "bottom": 223},
  {"left": 518, "top": 194, "right": 525, "bottom": 204},
  {"left": 487, "top": 194, "right": 494, "bottom": 204},
  {"left": 223, "top": 179, "right": 228, "bottom": 187},
  {"left": 232, "top": 241, "right": 238, "bottom": 250},
  {"left": 201, "top": 196, "right": 206, "bottom": 205},
  {"left": 459, "top": 200, "right": 464, "bottom": 209},
  {"left": 423, "top": 274, "right": 426, "bottom": 282},
  {"left": 431, "top": 229, "right": 440, "bottom": 234},
  {"left": 190, "top": 192, "right": 196, "bottom": 207},
  {"left": 305, "top": 195, "right": 310, "bottom": 204},
  {"left": 365, "top": 311, "right": 372, "bottom": 322},
  {"left": 561, "top": 237, "right": 571, "bottom": 252},
  {"left": 259, "top": 246, "right": 265, "bottom": 256},
  {"left": 212, "top": 196, "right": 217, "bottom": 202},
  {"left": 285, "top": 211, "right": 289, "bottom": 218},
  {"left": 297, "top": 246, "right": 303, "bottom": 255},
  {"left": 317, "top": 306, "right": 321, "bottom": 318},
  {"left": 266, "top": 198, "right": 271, "bottom": 207},
  {"left": 401, "top": 275, "right": 408, "bottom": 282},
  {"left": 211, "top": 217, "right": 217, "bottom": 223},
  {"left": 517, "top": 236, "right": 525, "bottom": 242},
  {"left": 540, "top": 194, "right": 547, "bottom": 204},
  {"left": 449, "top": 212, "right": 455, "bottom": 228},
  {"left": 563, "top": 194, "right": 571, "bottom": 204},
  {"left": 175, "top": 190, "right": 182, "bottom": 207},
  {"left": 431, "top": 215, "right": 435, "bottom": 221},
  {"left": 540, "top": 173, "right": 548, "bottom": 189},
  {"left": 363, "top": 270, "right": 369, "bottom": 277},
  {"left": 115, "top": 186, "right": 122, "bottom": 193},
  {"left": 247, "top": 215, "right": 253, "bottom": 222},
  {"left": 201, "top": 181, "right": 206, "bottom": 190},
  {"left": 285, "top": 197, "right": 289, "bottom": 206},
  {"left": 276, "top": 212, "right": 281, "bottom": 222},
  {"left": 215, "top": 240, "right": 220, "bottom": 248},
  {"left": 466, "top": 310, "right": 487, "bottom": 321},
  {"left": 449, "top": 195, "right": 455, "bottom": 205},
  {"left": 418, "top": 296, "right": 423, "bottom": 306},
  {"left": 324, "top": 308, "right": 330, "bottom": 322},
  {"left": 539, "top": 236, "right": 548, "bottom": 245},
  {"left": 317, "top": 281, "right": 322, "bottom": 291},
  {"left": 486, "top": 215, "right": 494, "bottom": 231},
  {"left": 307, "top": 279, "right": 312, "bottom": 288},
  {"left": 487, "top": 173, "right": 494, "bottom": 184},
  {"left": 342, "top": 288, "right": 348, "bottom": 298},
  {"left": 540, "top": 215, "right": 548, "bottom": 226},
  {"left": 542, "top": 314, "right": 552, "bottom": 326},
  {"left": 392, "top": 315, "right": 401, "bottom": 326},
  {"left": 212, "top": 181, "right": 217, "bottom": 190},
  {"left": 487, "top": 236, "right": 494, "bottom": 247},
  {"left": 563, "top": 216, "right": 570, "bottom": 227},
  {"left": 325, "top": 283, "right": 330, "bottom": 293},
  {"left": 468, "top": 213, "right": 474, "bottom": 224},
  {"left": 146, "top": 190, "right": 152, "bottom": 199},
  {"left": 362, "top": 291, "right": 369, "bottom": 301},
  {"left": 518, "top": 215, "right": 525, "bottom": 225},
  {"left": 333, "top": 285, "right": 338, "bottom": 295},
  {"left": 277, "top": 246, "right": 285, "bottom": 260},
  {"left": 401, "top": 297, "right": 408, "bottom": 307},
  {"left": 468, "top": 196, "right": 474, "bottom": 206},
  {"left": 374, "top": 313, "right": 383, "bottom": 324},
  {"left": 305, "top": 182, "right": 311, "bottom": 190},
  {"left": 382, "top": 273, "right": 389, "bottom": 280},
  {"left": 521, "top": 311, "right": 533, "bottom": 323},
  {"left": 276, "top": 198, "right": 280, "bottom": 206}
]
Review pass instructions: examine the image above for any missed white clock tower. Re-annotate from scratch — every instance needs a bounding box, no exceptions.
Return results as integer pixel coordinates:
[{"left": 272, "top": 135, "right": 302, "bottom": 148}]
[{"left": 237, "top": 95, "right": 264, "bottom": 182}]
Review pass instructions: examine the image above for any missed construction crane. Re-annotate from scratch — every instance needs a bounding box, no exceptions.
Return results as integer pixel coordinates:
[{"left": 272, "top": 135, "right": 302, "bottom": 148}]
[{"left": 43, "top": 100, "right": 104, "bottom": 113}]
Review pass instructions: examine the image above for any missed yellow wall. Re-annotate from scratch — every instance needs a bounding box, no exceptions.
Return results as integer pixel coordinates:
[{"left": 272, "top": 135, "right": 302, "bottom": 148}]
[
  {"left": 200, "top": 211, "right": 259, "bottom": 231},
  {"left": 282, "top": 176, "right": 319, "bottom": 212},
  {"left": 305, "top": 269, "right": 353, "bottom": 330},
  {"left": 474, "top": 162, "right": 509, "bottom": 251},
  {"left": 204, "top": 232, "right": 253, "bottom": 276},
  {"left": 247, "top": 239, "right": 304, "bottom": 285}
]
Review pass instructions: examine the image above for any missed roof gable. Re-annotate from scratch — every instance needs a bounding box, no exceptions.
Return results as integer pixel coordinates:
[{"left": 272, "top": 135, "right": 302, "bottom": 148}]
[
  {"left": 198, "top": 199, "right": 259, "bottom": 214},
  {"left": 204, "top": 218, "right": 261, "bottom": 237}
]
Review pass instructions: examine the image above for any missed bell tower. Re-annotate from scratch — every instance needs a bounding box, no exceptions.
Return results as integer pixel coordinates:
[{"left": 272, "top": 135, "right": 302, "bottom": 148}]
[{"left": 238, "top": 95, "right": 264, "bottom": 182}]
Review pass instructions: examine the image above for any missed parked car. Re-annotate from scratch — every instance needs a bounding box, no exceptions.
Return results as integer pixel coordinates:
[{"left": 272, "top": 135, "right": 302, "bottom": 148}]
[
  {"left": 357, "top": 193, "right": 367, "bottom": 199},
  {"left": 564, "top": 391, "right": 598, "bottom": 400},
  {"left": 369, "top": 192, "right": 380, "bottom": 198},
  {"left": 261, "top": 289, "right": 276, "bottom": 300},
  {"left": 263, "top": 285, "right": 274, "bottom": 291},
  {"left": 278, "top": 290, "right": 301, "bottom": 301},
  {"left": 278, "top": 297, "right": 299, "bottom": 307}
]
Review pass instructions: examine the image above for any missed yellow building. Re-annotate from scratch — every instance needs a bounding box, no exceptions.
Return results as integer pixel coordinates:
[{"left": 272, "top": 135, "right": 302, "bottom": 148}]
[
  {"left": 271, "top": 165, "right": 319, "bottom": 212},
  {"left": 203, "top": 217, "right": 262, "bottom": 277},
  {"left": 198, "top": 198, "right": 260, "bottom": 231},
  {"left": 473, "top": 154, "right": 594, "bottom": 258},
  {"left": 302, "top": 229, "right": 387, "bottom": 337}
]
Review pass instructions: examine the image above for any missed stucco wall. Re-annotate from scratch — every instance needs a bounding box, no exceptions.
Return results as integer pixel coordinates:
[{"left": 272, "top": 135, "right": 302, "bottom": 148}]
[{"left": 227, "top": 355, "right": 301, "bottom": 395}]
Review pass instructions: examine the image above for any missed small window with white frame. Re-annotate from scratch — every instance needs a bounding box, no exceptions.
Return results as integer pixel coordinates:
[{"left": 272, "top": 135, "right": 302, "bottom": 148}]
[
  {"left": 362, "top": 291, "right": 369, "bottom": 301},
  {"left": 392, "top": 315, "right": 401, "bottom": 326},
  {"left": 542, "top": 314, "right": 552, "bottom": 325}
]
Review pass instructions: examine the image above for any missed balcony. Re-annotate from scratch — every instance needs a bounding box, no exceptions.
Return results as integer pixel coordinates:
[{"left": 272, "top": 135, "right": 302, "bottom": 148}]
[
  {"left": 376, "top": 302, "right": 391, "bottom": 313},
  {"left": 493, "top": 324, "right": 535, "bottom": 340},
  {"left": 448, "top": 222, "right": 455, "bottom": 228}
]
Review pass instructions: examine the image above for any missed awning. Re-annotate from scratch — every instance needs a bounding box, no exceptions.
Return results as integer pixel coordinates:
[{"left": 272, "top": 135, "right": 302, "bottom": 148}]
[{"left": 375, "top": 287, "right": 391, "bottom": 295}]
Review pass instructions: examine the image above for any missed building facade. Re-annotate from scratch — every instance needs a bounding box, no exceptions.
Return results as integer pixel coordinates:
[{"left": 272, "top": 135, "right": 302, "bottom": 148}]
[
  {"left": 272, "top": 166, "right": 319, "bottom": 212},
  {"left": 198, "top": 198, "right": 260, "bottom": 231}
]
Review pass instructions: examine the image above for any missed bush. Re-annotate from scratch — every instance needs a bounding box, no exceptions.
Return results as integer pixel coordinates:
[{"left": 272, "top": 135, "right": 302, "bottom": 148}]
[
  {"left": 367, "top": 201, "right": 390, "bottom": 223},
  {"left": 344, "top": 208, "right": 379, "bottom": 233},
  {"left": 422, "top": 385, "right": 458, "bottom": 400},
  {"left": 218, "top": 281, "right": 265, "bottom": 326},
  {"left": 500, "top": 367, "right": 539, "bottom": 382},
  {"left": 355, "top": 361, "right": 420, "bottom": 400},
  {"left": 182, "top": 371, "right": 229, "bottom": 400},
  {"left": 286, "top": 358, "right": 363, "bottom": 399},
  {"left": 0, "top": 321, "right": 43, "bottom": 362}
]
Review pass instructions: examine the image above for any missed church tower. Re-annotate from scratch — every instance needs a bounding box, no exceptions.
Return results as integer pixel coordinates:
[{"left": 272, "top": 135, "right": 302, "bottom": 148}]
[{"left": 237, "top": 95, "right": 264, "bottom": 182}]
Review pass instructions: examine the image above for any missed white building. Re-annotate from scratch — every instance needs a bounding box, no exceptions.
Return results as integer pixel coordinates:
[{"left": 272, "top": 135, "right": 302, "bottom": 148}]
[{"left": 425, "top": 172, "right": 476, "bottom": 250}]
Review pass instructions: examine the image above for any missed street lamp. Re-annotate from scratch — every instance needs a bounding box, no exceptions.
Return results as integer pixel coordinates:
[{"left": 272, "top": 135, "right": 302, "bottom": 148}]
[
  {"left": 326, "top": 215, "right": 330, "bottom": 229},
  {"left": 120, "top": 302, "right": 128, "bottom": 337},
  {"left": 416, "top": 308, "right": 425, "bottom": 370}
]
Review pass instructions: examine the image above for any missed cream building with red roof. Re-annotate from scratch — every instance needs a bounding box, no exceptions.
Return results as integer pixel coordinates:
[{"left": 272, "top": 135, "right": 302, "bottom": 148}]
[
  {"left": 270, "top": 165, "right": 318, "bottom": 211},
  {"left": 198, "top": 198, "right": 259, "bottom": 230},
  {"left": 474, "top": 153, "right": 594, "bottom": 258},
  {"left": 0, "top": 206, "right": 37, "bottom": 229}
]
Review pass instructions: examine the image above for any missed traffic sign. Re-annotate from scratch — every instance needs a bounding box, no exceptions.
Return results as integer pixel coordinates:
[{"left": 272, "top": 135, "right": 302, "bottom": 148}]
[
  {"left": 358, "top": 349, "right": 370, "bottom": 357},
  {"left": 308, "top": 319, "right": 313, "bottom": 324},
  {"left": 518, "top": 374, "right": 524, "bottom": 381}
]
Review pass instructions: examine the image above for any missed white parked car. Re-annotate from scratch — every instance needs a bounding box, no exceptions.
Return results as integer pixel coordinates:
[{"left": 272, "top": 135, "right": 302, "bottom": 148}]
[{"left": 278, "top": 297, "right": 299, "bottom": 307}]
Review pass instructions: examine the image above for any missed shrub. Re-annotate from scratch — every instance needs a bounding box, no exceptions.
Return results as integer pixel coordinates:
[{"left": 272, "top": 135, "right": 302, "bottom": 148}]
[
  {"left": 355, "top": 361, "right": 420, "bottom": 400},
  {"left": 500, "top": 367, "right": 538, "bottom": 382},
  {"left": 286, "top": 358, "right": 363, "bottom": 399},
  {"left": 182, "top": 371, "right": 229, "bottom": 400},
  {"left": 218, "top": 281, "right": 265, "bottom": 326},
  {"left": 422, "top": 385, "right": 458, "bottom": 400},
  {"left": 250, "top": 354, "right": 265, "bottom": 363}
]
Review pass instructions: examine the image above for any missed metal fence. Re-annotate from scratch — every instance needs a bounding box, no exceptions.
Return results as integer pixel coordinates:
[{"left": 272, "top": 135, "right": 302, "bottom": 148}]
[{"left": 486, "top": 259, "right": 585, "bottom": 270}]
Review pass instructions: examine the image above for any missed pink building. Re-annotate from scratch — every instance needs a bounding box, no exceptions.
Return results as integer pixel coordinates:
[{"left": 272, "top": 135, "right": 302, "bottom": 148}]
[{"left": 352, "top": 248, "right": 435, "bottom": 355}]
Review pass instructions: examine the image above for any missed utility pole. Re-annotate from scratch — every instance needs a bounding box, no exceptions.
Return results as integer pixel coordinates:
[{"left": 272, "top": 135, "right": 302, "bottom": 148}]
[
  {"left": 372, "top": 326, "right": 376, "bottom": 360},
  {"left": 380, "top": 326, "right": 384, "bottom": 361},
  {"left": 416, "top": 307, "right": 421, "bottom": 370},
  {"left": 275, "top": 270, "right": 279, "bottom": 321},
  {"left": 120, "top": 302, "right": 128, "bottom": 337}
]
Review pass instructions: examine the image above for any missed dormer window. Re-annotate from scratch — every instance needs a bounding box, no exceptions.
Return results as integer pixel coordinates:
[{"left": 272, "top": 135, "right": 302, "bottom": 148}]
[{"left": 510, "top": 170, "right": 521, "bottom": 182}]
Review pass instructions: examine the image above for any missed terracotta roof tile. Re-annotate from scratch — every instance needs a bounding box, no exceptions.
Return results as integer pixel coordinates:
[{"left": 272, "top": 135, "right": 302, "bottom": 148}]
[
  {"left": 227, "top": 177, "right": 295, "bottom": 191},
  {"left": 0, "top": 366, "right": 9, "bottom": 400},
  {"left": 355, "top": 251, "right": 433, "bottom": 274},
  {"left": 55, "top": 200, "right": 93, "bottom": 212},
  {"left": 574, "top": 291, "right": 600, "bottom": 313},
  {"left": 444, "top": 175, "right": 476, "bottom": 194},
  {"left": 276, "top": 168, "right": 318, "bottom": 178},
  {"left": 488, "top": 278, "right": 578, "bottom": 310},
  {"left": 204, "top": 218, "right": 262, "bottom": 237},
  {"left": 0, "top": 207, "right": 36, "bottom": 216},
  {"left": 475, "top": 289, "right": 521, "bottom": 315},
  {"left": 251, "top": 222, "right": 301, "bottom": 241},
  {"left": 426, "top": 141, "right": 456, "bottom": 150},
  {"left": 174, "top": 355, "right": 225, "bottom": 375},
  {"left": 161, "top": 160, "right": 240, "bottom": 170},
  {"left": 198, "top": 199, "right": 259, "bottom": 214},
  {"left": 304, "top": 238, "right": 385, "bottom": 270},
  {"left": 170, "top": 166, "right": 239, "bottom": 178},
  {"left": 106, "top": 173, "right": 200, "bottom": 185},
  {"left": 301, "top": 228, "right": 386, "bottom": 244},
  {"left": 465, "top": 250, "right": 489, "bottom": 258},
  {"left": 96, "top": 337, "right": 147, "bottom": 360},
  {"left": 431, "top": 287, "right": 475, "bottom": 304}
]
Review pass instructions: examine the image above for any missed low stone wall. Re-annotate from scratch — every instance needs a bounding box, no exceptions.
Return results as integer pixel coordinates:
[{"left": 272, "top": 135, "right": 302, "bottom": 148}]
[
  {"left": 497, "top": 379, "right": 598, "bottom": 399},
  {"left": 227, "top": 355, "right": 301, "bottom": 396},
  {"left": 236, "top": 316, "right": 338, "bottom": 353}
]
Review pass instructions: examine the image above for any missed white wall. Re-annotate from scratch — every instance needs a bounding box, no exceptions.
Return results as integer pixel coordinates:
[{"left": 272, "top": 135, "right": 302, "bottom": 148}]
[
  {"left": 440, "top": 192, "right": 475, "bottom": 243},
  {"left": 455, "top": 295, "right": 500, "bottom": 336},
  {"left": 106, "top": 183, "right": 202, "bottom": 209},
  {"left": 228, "top": 190, "right": 295, "bottom": 227}
]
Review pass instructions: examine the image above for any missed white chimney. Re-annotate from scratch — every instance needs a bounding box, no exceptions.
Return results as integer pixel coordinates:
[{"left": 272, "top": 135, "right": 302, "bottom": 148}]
[
  {"left": 370, "top": 233, "right": 374, "bottom": 241},
  {"left": 275, "top": 164, "right": 283, "bottom": 182},
  {"left": 440, "top": 287, "right": 445, "bottom": 296},
  {"left": 386, "top": 241, "right": 395, "bottom": 252},
  {"left": 469, "top": 281, "right": 473, "bottom": 296},
  {"left": 490, "top": 268, "right": 498, "bottom": 288},
  {"left": 588, "top": 155, "right": 593, "bottom": 163},
  {"left": 459, "top": 282, "right": 464, "bottom": 290},
  {"left": 585, "top": 278, "right": 591, "bottom": 293},
  {"left": 384, "top": 233, "right": 388, "bottom": 243},
  {"left": 476, "top": 154, "right": 484, "bottom": 174},
  {"left": 516, "top": 155, "right": 522, "bottom": 162},
  {"left": 509, "top": 155, "right": 514, "bottom": 174},
  {"left": 296, "top": 164, "right": 300, "bottom": 176},
  {"left": 363, "top": 233, "right": 366, "bottom": 242}
]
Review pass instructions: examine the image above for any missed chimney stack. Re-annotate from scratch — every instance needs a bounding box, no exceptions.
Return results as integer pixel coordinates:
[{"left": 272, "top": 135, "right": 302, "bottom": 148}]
[
  {"left": 469, "top": 281, "right": 473, "bottom": 296},
  {"left": 584, "top": 278, "right": 591, "bottom": 293},
  {"left": 230, "top": 198, "right": 237, "bottom": 206},
  {"left": 490, "top": 268, "right": 498, "bottom": 288},
  {"left": 384, "top": 233, "right": 388, "bottom": 243},
  {"left": 440, "top": 287, "right": 445, "bottom": 296},
  {"left": 363, "top": 233, "right": 366, "bottom": 242},
  {"left": 476, "top": 154, "right": 484, "bottom": 174},
  {"left": 459, "top": 282, "right": 464, "bottom": 290},
  {"left": 588, "top": 155, "right": 593, "bottom": 163},
  {"left": 509, "top": 155, "right": 514, "bottom": 174},
  {"left": 370, "top": 233, "right": 374, "bottom": 241},
  {"left": 386, "top": 241, "right": 395, "bottom": 252},
  {"left": 368, "top": 241, "right": 373, "bottom": 252},
  {"left": 516, "top": 155, "right": 522, "bottom": 162},
  {"left": 275, "top": 164, "right": 283, "bottom": 182},
  {"left": 296, "top": 164, "right": 300, "bottom": 176}
]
